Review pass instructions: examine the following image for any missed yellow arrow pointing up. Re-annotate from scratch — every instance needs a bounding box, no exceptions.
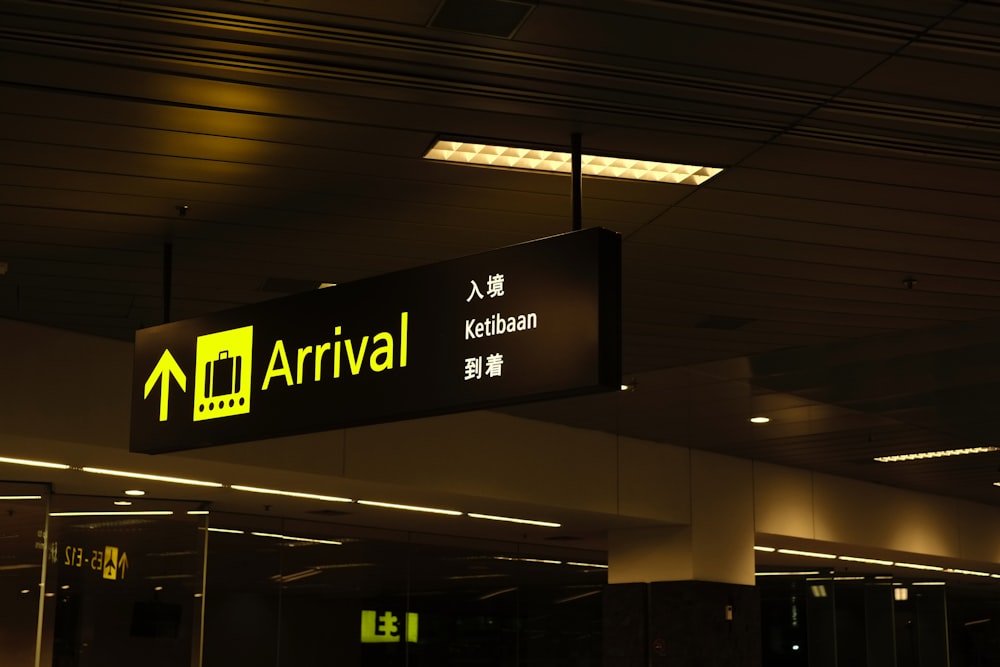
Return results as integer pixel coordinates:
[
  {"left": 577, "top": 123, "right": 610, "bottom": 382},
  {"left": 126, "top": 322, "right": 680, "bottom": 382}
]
[{"left": 144, "top": 349, "right": 187, "bottom": 422}]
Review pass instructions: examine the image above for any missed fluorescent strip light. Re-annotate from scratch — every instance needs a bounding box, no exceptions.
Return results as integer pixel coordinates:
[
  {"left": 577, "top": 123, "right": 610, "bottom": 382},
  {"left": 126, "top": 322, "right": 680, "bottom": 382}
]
[
  {"left": 753, "top": 546, "right": 776, "bottom": 552},
  {"left": 467, "top": 512, "right": 560, "bottom": 528},
  {"left": 478, "top": 587, "right": 518, "bottom": 600},
  {"left": 81, "top": 467, "right": 222, "bottom": 488},
  {"left": 0, "top": 495, "right": 43, "bottom": 500},
  {"left": 230, "top": 485, "right": 351, "bottom": 503},
  {"left": 839, "top": 556, "right": 893, "bottom": 566},
  {"left": 250, "top": 531, "right": 342, "bottom": 546},
  {"left": 555, "top": 590, "right": 602, "bottom": 604},
  {"left": 207, "top": 527, "right": 244, "bottom": 534},
  {"left": 777, "top": 548, "right": 837, "bottom": 559},
  {"left": 749, "top": 417, "right": 770, "bottom": 424},
  {"left": 493, "top": 556, "right": 562, "bottom": 565},
  {"left": 947, "top": 568, "right": 991, "bottom": 577},
  {"left": 357, "top": 500, "right": 462, "bottom": 516},
  {"left": 894, "top": 562, "right": 944, "bottom": 571},
  {"left": 424, "top": 140, "right": 722, "bottom": 185},
  {"left": 875, "top": 446, "right": 1000, "bottom": 462},
  {"left": 911, "top": 581, "right": 946, "bottom": 586},
  {"left": 187, "top": 510, "right": 210, "bottom": 515},
  {"left": 0, "top": 456, "right": 69, "bottom": 470},
  {"left": 49, "top": 510, "right": 173, "bottom": 516},
  {"left": 566, "top": 562, "right": 608, "bottom": 569},
  {"left": 755, "top": 571, "right": 821, "bottom": 577}
]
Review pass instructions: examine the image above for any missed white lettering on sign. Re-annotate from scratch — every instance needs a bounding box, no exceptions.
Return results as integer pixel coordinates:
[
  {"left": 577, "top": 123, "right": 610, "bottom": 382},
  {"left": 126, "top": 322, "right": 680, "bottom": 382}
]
[{"left": 465, "top": 312, "right": 537, "bottom": 340}]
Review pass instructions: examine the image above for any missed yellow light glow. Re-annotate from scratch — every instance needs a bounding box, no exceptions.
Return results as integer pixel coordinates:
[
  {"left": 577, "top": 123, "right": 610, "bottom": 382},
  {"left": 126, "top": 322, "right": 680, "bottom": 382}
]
[
  {"left": 0, "top": 495, "right": 43, "bottom": 500},
  {"left": 81, "top": 467, "right": 223, "bottom": 488},
  {"left": 467, "top": 512, "right": 560, "bottom": 527},
  {"left": 777, "top": 548, "right": 837, "bottom": 559},
  {"left": 230, "top": 484, "right": 351, "bottom": 503},
  {"left": 749, "top": 416, "right": 770, "bottom": 424},
  {"left": 357, "top": 500, "right": 462, "bottom": 516},
  {"left": 0, "top": 456, "right": 70, "bottom": 470},
  {"left": 875, "top": 446, "right": 1000, "bottom": 462},
  {"left": 894, "top": 562, "right": 944, "bottom": 571},
  {"left": 50, "top": 511, "right": 174, "bottom": 517},
  {"left": 839, "top": 555, "right": 893, "bottom": 566},
  {"left": 753, "top": 546, "right": 776, "bottom": 552},
  {"left": 424, "top": 140, "right": 722, "bottom": 185},
  {"left": 250, "top": 531, "right": 342, "bottom": 546}
]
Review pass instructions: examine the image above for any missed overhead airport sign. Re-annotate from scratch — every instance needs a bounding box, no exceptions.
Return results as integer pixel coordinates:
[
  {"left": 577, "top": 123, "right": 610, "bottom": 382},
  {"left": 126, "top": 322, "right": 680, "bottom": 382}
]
[{"left": 130, "top": 228, "right": 621, "bottom": 454}]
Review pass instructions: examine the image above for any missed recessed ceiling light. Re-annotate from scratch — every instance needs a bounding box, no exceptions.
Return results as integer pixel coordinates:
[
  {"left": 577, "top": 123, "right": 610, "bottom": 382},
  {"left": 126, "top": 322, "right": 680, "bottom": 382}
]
[
  {"left": 124, "top": 489, "right": 145, "bottom": 496},
  {"left": 113, "top": 500, "right": 132, "bottom": 506},
  {"left": 876, "top": 446, "right": 1000, "bottom": 462},
  {"left": 749, "top": 416, "right": 770, "bottom": 424},
  {"left": 424, "top": 140, "right": 722, "bottom": 185}
]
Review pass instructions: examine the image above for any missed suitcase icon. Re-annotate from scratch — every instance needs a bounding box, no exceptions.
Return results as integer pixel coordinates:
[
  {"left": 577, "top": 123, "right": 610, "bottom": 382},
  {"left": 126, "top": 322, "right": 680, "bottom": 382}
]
[
  {"left": 205, "top": 351, "right": 241, "bottom": 398},
  {"left": 193, "top": 326, "right": 253, "bottom": 422}
]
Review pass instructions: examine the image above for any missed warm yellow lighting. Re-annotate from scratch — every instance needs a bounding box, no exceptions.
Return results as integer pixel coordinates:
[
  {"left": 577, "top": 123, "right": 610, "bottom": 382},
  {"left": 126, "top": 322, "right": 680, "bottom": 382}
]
[
  {"left": 207, "top": 527, "right": 244, "bottom": 535},
  {"left": 839, "top": 555, "right": 893, "bottom": 566},
  {"left": 875, "top": 446, "right": 1000, "bottom": 462},
  {"left": 250, "top": 531, "right": 342, "bottom": 546},
  {"left": 755, "top": 571, "right": 821, "bottom": 577},
  {"left": 0, "top": 456, "right": 69, "bottom": 470},
  {"left": 124, "top": 489, "right": 146, "bottom": 496},
  {"left": 753, "top": 546, "right": 776, "bottom": 552},
  {"left": 113, "top": 500, "right": 132, "bottom": 506},
  {"left": 230, "top": 484, "right": 351, "bottom": 503},
  {"left": 81, "top": 467, "right": 223, "bottom": 488},
  {"left": 50, "top": 510, "right": 173, "bottom": 516},
  {"left": 566, "top": 561, "right": 609, "bottom": 569},
  {"left": 357, "top": 500, "right": 462, "bottom": 516},
  {"left": 187, "top": 510, "right": 209, "bottom": 515},
  {"left": 911, "top": 581, "right": 946, "bottom": 586},
  {"left": 493, "top": 556, "right": 562, "bottom": 565},
  {"left": 749, "top": 417, "right": 770, "bottom": 424},
  {"left": 467, "top": 512, "right": 560, "bottom": 527},
  {"left": 894, "top": 587, "right": 909, "bottom": 601},
  {"left": 478, "top": 587, "right": 518, "bottom": 600},
  {"left": 0, "top": 495, "right": 43, "bottom": 500},
  {"left": 424, "top": 140, "right": 722, "bottom": 185},
  {"left": 894, "top": 562, "right": 944, "bottom": 571},
  {"left": 947, "top": 568, "right": 991, "bottom": 577},
  {"left": 777, "top": 548, "right": 837, "bottom": 559}
]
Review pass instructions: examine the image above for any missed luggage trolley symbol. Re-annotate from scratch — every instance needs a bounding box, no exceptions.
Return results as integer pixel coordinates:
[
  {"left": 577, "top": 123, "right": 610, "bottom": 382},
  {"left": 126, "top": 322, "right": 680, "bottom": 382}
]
[{"left": 193, "top": 326, "right": 253, "bottom": 422}]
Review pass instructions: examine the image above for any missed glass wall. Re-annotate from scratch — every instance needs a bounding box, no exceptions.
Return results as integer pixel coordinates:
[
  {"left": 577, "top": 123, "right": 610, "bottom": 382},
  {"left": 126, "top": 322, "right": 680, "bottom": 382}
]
[
  {"left": 201, "top": 513, "right": 607, "bottom": 666},
  {"left": 0, "top": 482, "right": 49, "bottom": 667}
]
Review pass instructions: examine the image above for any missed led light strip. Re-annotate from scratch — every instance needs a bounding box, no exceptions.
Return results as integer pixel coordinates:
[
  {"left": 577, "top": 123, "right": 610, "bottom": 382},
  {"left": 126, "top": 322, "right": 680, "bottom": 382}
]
[
  {"left": 250, "top": 531, "right": 342, "bottom": 546},
  {"left": 424, "top": 140, "right": 722, "bottom": 185},
  {"left": 0, "top": 456, "right": 69, "bottom": 470},
  {"left": 231, "top": 485, "right": 351, "bottom": 503},
  {"left": 50, "top": 511, "right": 174, "bottom": 517},
  {"left": 81, "top": 467, "right": 223, "bottom": 488},
  {"left": 875, "top": 446, "right": 1000, "bottom": 462},
  {"left": 357, "top": 500, "right": 462, "bottom": 516},
  {"left": 467, "top": 512, "right": 560, "bottom": 527}
]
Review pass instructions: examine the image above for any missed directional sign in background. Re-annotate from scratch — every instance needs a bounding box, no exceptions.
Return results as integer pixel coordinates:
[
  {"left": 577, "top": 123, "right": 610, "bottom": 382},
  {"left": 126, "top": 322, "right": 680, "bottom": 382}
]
[{"left": 130, "top": 228, "right": 621, "bottom": 454}]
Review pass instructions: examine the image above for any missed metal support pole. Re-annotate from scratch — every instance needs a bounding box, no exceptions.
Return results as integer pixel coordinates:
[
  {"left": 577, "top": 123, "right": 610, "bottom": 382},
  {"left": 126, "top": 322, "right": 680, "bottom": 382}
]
[{"left": 571, "top": 132, "right": 582, "bottom": 231}]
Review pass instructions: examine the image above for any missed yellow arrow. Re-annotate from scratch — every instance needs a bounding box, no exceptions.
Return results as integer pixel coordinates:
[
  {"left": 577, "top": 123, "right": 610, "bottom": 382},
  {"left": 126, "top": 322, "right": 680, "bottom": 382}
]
[{"left": 143, "top": 349, "right": 187, "bottom": 422}]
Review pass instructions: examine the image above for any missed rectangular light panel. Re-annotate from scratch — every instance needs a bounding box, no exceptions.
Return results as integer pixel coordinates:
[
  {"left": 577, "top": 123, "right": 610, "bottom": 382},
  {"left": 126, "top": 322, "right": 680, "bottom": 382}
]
[{"left": 424, "top": 140, "right": 722, "bottom": 185}]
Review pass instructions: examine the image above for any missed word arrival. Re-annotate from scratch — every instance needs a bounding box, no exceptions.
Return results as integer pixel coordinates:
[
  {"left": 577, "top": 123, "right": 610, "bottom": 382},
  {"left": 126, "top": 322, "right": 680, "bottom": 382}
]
[{"left": 262, "top": 312, "right": 408, "bottom": 389}]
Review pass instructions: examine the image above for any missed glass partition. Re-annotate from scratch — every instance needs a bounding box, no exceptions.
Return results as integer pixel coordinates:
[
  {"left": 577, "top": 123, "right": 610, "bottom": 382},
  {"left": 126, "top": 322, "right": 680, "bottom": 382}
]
[{"left": 0, "top": 482, "right": 49, "bottom": 667}]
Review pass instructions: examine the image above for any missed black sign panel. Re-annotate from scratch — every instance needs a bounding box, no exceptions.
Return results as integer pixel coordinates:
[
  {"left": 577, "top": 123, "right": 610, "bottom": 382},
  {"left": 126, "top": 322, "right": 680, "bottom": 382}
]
[{"left": 130, "top": 228, "right": 621, "bottom": 454}]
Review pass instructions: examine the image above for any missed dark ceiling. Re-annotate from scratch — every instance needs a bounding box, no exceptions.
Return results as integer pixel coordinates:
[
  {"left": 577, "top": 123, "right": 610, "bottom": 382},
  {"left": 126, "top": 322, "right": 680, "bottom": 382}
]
[{"left": 4, "top": 0, "right": 1000, "bottom": 507}]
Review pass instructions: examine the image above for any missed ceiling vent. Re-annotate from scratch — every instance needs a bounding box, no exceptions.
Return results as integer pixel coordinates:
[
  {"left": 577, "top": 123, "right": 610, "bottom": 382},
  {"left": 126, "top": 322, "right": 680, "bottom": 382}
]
[{"left": 429, "top": 0, "right": 536, "bottom": 38}]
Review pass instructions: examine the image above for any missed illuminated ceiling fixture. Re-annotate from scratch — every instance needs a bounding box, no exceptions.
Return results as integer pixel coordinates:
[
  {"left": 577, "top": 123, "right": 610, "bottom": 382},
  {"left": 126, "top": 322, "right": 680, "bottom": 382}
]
[
  {"left": 749, "top": 416, "right": 770, "bottom": 424},
  {"left": 0, "top": 456, "right": 70, "bottom": 470},
  {"left": 357, "top": 500, "right": 462, "bottom": 516},
  {"left": 875, "top": 446, "right": 1000, "bottom": 462},
  {"left": 124, "top": 489, "right": 145, "bottom": 496},
  {"left": 894, "top": 562, "right": 944, "bottom": 571},
  {"left": 467, "top": 512, "right": 561, "bottom": 528},
  {"left": 753, "top": 546, "right": 776, "bottom": 552},
  {"left": 566, "top": 561, "right": 608, "bottom": 569},
  {"left": 839, "top": 555, "right": 893, "bottom": 566},
  {"left": 81, "top": 467, "right": 223, "bottom": 488},
  {"left": 0, "top": 495, "right": 43, "bottom": 500},
  {"left": 755, "top": 571, "right": 822, "bottom": 577},
  {"left": 230, "top": 484, "right": 351, "bottom": 503},
  {"left": 423, "top": 140, "right": 722, "bottom": 185},
  {"left": 777, "top": 548, "right": 837, "bottom": 559},
  {"left": 49, "top": 510, "right": 173, "bottom": 516},
  {"left": 250, "top": 531, "right": 342, "bottom": 546}
]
